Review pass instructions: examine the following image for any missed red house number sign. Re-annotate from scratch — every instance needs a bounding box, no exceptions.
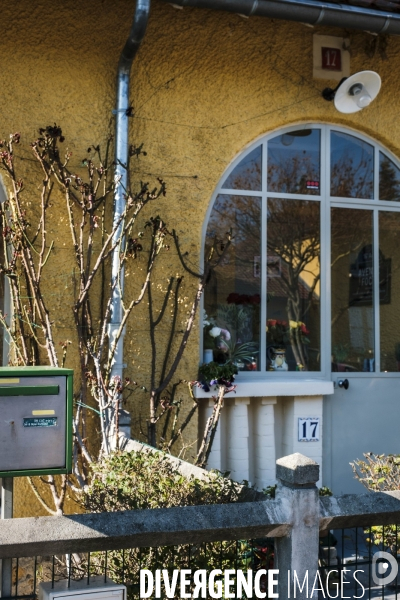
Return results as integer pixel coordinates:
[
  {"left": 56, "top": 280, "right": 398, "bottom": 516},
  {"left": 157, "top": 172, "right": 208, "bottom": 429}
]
[{"left": 321, "top": 47, "right": 341, "bottom": 71}]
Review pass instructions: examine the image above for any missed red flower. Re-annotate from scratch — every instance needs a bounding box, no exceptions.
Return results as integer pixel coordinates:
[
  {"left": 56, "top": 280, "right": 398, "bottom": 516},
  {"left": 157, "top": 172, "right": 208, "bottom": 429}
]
[
  {"left": 227, "top": 292, "right": 241, "bottom": 304},
  {"left": 227, "top": 292, "right": 261, "bottom": 305},
  {"left": 300, "top": 323, "right": 310, "bottom": 335},
  {"left": 249, "top": 293, "right": 261, "bottom": 305}
]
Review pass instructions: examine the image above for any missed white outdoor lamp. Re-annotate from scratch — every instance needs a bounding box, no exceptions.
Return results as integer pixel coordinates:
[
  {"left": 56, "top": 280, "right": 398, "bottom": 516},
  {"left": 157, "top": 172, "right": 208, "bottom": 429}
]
[{"left": 322, "top": 70, "right": 381, "bottom": 114}]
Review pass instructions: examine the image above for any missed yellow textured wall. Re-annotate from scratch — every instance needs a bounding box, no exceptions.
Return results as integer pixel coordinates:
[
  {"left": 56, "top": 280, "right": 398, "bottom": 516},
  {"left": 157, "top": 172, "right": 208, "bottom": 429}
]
[
  {"left": 0, "top": 0, "right": 136, "bottom": 517},
  {"left": 3, "top": 0, "right": 400, "bottom": 515}
]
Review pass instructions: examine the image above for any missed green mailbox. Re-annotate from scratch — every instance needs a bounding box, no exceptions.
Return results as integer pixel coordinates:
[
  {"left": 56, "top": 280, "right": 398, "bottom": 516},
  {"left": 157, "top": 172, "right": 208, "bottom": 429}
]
[{"left": 0, "top": 367, "right": 73, "bottom": 477}]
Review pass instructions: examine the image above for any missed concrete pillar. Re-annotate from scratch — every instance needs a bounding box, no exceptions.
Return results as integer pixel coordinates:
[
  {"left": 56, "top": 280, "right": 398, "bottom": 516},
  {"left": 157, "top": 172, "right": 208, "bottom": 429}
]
[
  {"left": 292, "top": 395, "right": 323, "bottom": 485},
  {"left": 225, "top": 398, "right": 250, "bottom": 482},
  {"left": 275, "top": 453, "right": 320, "bottom": 600},
  {"left": 206, "top": 398, "right": 222, "bottom": 471},
  {"left": 253, "top": 397, "right": 277, "bottom": 490}
]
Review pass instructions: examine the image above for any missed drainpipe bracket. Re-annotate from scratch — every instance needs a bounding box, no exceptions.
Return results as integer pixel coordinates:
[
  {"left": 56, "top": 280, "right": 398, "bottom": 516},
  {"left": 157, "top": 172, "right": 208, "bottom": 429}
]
[{"left": 107, "top": 323, "right": 127, "bottom": 339}]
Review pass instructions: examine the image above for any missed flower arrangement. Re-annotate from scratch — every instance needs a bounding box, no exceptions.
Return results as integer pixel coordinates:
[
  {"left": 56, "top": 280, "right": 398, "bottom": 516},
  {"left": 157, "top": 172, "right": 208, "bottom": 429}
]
[
  {"left": 203, "top": 311, "right": 231, "bottom": 350},
  {"left": 227, "top": 292, "right": 261, "bottom": 305},
  {"left": 203, "top": 309, "right": 258, "bottom": 369},
  {"left": 203, "top": 311, "right": 216, "bottom": 350},
  {"left": 267, "top": 319, "right": 310, "bottom": 347}
]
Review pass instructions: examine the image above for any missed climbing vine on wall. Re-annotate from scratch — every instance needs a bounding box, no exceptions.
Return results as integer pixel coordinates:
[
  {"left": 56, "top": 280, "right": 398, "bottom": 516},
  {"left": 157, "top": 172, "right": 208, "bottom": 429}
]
[{"left": 0, "top": 126, "right": 232, "bottom": 515}]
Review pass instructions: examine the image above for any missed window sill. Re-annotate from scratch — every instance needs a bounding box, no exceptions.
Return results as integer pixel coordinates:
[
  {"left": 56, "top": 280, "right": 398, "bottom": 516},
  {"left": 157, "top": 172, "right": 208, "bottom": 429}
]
[{"left": 194, "top": 379, "right": 334, "bottom": 398}]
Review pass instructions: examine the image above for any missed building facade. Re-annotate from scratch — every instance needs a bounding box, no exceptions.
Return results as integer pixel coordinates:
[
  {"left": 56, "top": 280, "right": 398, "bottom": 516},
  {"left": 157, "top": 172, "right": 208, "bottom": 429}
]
[{"left": 3, "top": 0, "right": 400, "bottom": 514}]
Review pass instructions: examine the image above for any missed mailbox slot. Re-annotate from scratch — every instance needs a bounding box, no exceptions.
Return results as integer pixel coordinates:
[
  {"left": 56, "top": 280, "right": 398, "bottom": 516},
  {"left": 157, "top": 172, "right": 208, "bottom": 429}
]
[{"left": 0, "top": 385, "right": 59, "bottom": 396}]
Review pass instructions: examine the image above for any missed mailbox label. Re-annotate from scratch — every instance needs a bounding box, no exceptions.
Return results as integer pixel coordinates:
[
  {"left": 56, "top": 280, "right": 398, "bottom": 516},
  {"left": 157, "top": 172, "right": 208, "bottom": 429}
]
[{"left": 23, "top": 417, "right": 57, "bottom": 428}]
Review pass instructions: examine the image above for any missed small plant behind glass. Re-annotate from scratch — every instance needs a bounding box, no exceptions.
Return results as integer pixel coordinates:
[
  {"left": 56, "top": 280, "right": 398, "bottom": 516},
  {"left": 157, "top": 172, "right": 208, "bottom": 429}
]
[
  {"left": 333, "top": 343, "right": 350, "bottom": 364},
  {"left": 205, "top": 301, "right": 259, "bottom": 369}
]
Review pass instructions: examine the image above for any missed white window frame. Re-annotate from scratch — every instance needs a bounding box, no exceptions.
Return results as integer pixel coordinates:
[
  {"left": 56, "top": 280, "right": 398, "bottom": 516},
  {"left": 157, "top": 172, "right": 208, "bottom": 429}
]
[{"left": 201, "top": 123, "right": 400, "bottom": 382}]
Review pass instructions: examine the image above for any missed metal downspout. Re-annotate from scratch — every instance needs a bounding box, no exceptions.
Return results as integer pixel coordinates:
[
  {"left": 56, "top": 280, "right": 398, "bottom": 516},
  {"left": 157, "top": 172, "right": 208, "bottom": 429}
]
[
  {"left": 165, "top": 0, "right": 400, "bottom": 35},
  {"left": 110, "top": 0, "right": 151, "bottom": 386}
]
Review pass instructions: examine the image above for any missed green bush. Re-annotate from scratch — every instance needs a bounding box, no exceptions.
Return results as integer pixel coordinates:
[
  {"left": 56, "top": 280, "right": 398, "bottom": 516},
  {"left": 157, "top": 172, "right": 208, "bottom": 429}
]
[
  {"left": 351, "top": 452, "right": 400, "bottom": 492},
  {"left": 351, "top": 453, "right": 400, "bottom": 555},
  {"left": 262, "top": 483, "right": 332, "bottom": 499},
  {"left": 83, "top": 449, "right": 254, "bottom": 596},
  {"left": 85, "top": 449, "right": 244, "bottom": 512}
]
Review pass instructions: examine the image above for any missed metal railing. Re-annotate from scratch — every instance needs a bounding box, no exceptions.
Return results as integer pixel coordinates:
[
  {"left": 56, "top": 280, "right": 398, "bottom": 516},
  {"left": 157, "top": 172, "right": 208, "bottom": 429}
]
[{"left": 0, "top": 539, "right": 275, "bottom": 599}]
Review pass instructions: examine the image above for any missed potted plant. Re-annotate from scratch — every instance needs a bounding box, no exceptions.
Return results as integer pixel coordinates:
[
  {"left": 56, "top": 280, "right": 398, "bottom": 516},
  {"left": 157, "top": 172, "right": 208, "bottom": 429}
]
[
  {"left": 333, "top": 343, "right": 350, "bottom": 372},
  {"left": 267, "top": 319, "right": 310, "bottom": 370},
  {"left": 203, "top": 306, "right": 259, "bottom": 369}
]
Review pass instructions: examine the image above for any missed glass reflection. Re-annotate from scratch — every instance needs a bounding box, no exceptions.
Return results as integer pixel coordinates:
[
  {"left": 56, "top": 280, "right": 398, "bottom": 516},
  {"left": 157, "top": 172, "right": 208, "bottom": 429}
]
[
  {"left": 331, "top": 132, "right": 374, "bottom": 199},
  {"left": 379, "top": 212, "right": 400, "bottom": 372},
  {"left": 267, "top": 129, "right": 320, "bottom": 195},
  {"left": 267, "top": 199, "right": 320, "bottom": 372},
  {"left": 379, "top": 152, "right": 400, "bottom": 202},
  {"left": 222, "top": 146, "right": 262, "bottom": 191},
  {"left": 331, "top": 208, "right": 374, "bottom": 372},
  {"left": 204, "top": 195, "right": 261, "bottom": 371}
]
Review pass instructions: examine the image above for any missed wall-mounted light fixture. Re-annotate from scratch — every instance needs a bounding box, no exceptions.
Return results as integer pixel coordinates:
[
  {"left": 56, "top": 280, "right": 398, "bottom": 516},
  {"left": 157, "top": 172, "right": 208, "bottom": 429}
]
[
  {"left": 281, "top": 129, "right": 312, "bottom": 146},
  {"left": 322, "top": 70, "right": 381, "bottom": 114}
]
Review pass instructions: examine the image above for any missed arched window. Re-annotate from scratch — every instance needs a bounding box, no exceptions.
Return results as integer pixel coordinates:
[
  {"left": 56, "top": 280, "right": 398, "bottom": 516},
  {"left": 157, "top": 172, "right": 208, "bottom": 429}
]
[{"left": 203, "top": 125, "right": 400, "bottom": 376}]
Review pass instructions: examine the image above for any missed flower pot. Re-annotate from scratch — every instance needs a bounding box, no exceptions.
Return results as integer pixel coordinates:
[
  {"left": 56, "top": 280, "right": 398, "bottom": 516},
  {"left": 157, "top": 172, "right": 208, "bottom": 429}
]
[
  {"left": 203, "top": 349, "right": 214, "bottom": 364},
  {"left": 268, "top": 347, "right": 288, "bottom": 371}
]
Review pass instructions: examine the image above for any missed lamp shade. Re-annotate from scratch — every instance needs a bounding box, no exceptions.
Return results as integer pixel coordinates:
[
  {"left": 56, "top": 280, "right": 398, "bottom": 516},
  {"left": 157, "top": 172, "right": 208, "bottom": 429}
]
[{"left": 334, "top": 70, "right": 381, "bottom": 114}]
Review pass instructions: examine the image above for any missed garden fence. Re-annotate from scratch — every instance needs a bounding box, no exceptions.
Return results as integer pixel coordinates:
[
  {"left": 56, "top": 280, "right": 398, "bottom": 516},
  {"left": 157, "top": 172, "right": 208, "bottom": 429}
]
[{"left": 1, "top": 453, "right": 400, "bottom": 599}]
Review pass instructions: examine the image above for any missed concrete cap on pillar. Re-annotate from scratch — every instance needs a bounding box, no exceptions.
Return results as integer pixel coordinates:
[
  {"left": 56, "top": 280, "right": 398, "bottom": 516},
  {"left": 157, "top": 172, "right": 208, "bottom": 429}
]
[{"left": 276, "top": 453, "right": 319, "bottom": 485}]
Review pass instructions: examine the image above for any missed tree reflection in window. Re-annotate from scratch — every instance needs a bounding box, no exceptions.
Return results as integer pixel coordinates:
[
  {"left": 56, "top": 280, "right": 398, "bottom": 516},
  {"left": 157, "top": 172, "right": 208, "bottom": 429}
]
[
  {"left": 380, "top": 211, "right": 400, "bottom": 371},
  {"left": 204, "top": 195, "right": 261, "bottom": 371},
  {"left": 331, "top": 209, "right": 373, "bottom": 371},
  {"left": 331, "top": 131, "right": 374, "bottom": 199},
  {"left": 221, "top": 146, "right": 262, "bottom": 191},
  {"left": 267, "top": 199, "right": 320, "bottom": 371},
  {"left": 379, "top": 152, "right": 400, "bottom": 202},
  {"left": 267, "top": 129, "right": 320, "bottom": 195}
]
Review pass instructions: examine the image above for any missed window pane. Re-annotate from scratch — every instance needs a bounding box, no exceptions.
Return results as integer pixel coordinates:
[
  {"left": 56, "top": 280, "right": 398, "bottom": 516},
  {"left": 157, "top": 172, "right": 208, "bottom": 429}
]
[
  {"left": 204, "top": 195, "right": 261, "bottom": 371},
  {"left": 267, "top": 129, "right": 320, "bottom": 195},
  {"left": 221, "top": 146, "right": 262, "bottom": 191},
  {"left": 267, "top": 199, "right": 320, "bottom": 372},
  {"left": 379, "top": 212, "right": 400, "bottom": 371},
  {"left": 379, "top": 152, "right": 400, "bottom": 202},
  {"left": 331, "top": 208, "right": 374, "bottom": 372},
  {"left": 331, "top": 131, "right": 374, "bottom": 199}
]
